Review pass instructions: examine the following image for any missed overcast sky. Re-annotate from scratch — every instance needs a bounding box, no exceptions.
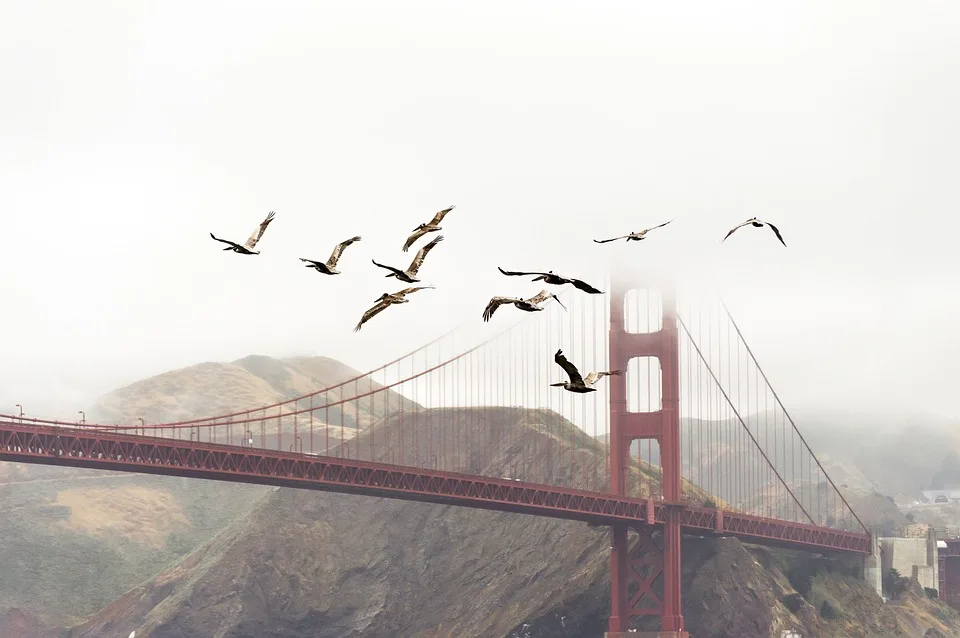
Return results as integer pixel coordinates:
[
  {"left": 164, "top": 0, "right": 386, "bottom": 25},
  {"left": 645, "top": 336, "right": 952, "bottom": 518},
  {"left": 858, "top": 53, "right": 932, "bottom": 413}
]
[{"left": 1, "top": 1, "right": 958, "bottom": 422}]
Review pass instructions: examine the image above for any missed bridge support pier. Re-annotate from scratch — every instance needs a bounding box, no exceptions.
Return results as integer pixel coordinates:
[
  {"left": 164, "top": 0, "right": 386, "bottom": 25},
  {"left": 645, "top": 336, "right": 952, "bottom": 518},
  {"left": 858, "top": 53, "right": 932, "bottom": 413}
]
[{"left": 607, "top": 279, "right": 688, "bottom": 636}]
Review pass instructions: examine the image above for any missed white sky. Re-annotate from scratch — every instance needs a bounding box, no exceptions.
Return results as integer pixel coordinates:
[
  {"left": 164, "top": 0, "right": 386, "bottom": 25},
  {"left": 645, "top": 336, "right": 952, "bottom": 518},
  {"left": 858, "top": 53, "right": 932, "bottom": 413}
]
[{"left": 2, "top": 1, "right": 958, "bottom": 421}]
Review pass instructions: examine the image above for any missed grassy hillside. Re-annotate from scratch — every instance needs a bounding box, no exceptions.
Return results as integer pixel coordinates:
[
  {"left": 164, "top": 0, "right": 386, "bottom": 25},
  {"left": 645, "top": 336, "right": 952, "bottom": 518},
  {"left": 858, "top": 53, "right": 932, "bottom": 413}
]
[{"left": 0, "top": 354, "right": 416, "bottom": 627}]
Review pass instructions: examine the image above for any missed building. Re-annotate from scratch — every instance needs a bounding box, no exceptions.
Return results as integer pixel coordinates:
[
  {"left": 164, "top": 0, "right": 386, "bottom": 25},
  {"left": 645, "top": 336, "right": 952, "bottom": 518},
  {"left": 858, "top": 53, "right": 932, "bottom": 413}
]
[
  {"left": 879, "top": 527, "right": 939, "bottom": 592},
  {"left": 921, "top": 489, "right": 960, "bottom": 503}
]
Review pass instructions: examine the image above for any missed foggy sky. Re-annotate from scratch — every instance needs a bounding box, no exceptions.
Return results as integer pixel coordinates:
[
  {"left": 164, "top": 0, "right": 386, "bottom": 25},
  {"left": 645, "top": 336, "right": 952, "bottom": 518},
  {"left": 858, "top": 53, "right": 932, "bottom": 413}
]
[{"left": 2, "top": 1, "right": 959, "bottom": 421}]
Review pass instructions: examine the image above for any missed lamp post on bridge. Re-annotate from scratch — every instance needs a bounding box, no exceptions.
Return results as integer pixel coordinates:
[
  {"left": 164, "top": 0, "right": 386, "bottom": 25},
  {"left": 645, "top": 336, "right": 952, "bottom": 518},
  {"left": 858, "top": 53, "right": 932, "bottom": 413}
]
[
  {"left": 15, "top": 404, "right": 23, "bottom": 422},
  {"left": 137, "top": 417, "right": 144, "bottom": 436},
  {"left": 77, "top": 410, "right": 85, "bottom": 425},
  {"left": 289, "top": 436, "right": 303, "bottom": 454}
]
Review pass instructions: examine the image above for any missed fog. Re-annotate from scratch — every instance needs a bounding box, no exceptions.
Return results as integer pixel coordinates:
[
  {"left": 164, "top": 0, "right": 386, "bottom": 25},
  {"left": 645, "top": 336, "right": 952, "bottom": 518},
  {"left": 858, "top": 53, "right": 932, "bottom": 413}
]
[{"left": 2, "top": 1, "right": 958, "bottom": 422}]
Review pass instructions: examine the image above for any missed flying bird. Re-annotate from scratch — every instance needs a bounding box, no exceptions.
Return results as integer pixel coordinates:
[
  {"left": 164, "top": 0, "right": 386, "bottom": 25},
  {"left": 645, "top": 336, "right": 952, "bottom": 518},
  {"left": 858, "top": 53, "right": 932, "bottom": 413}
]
[
  {"left": 354, "top": 286, "right": 434, "bottom": 332},
  {"left": 722, "top": 217, "right": 787, "bottom": 247},
  {"left": 300, "top": 236, "right": 362, "bottom": 275},
  {"left": 372, "top": 235, "right": 445, "bottom": 283},
  {"left": 550, "top": 349, "right": 622, "bottom": 393},
  {"left": 209, "top": 211, "right": 276, "bottom": 255},
  {"left": 593, "top": 220, "right": 673, "bottom": 244},
  {"left": 402, "top": 205, "right": 455, "bottom": 252},
  {"left": 482, "top": 289, "right": 566, "bottom": 322},
  {"left": 497, "top": 267, "right": 603, "bottom": 294},
  {"left": 374, "top": 285, "right": 435, "bottom": 305}
]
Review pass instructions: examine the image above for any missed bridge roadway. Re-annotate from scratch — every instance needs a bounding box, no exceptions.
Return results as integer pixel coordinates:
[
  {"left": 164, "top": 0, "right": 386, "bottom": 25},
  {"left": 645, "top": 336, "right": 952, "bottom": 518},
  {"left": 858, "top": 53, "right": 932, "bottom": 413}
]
[{"left": 0, "top": 420, "right": 871, "bottom": 554}]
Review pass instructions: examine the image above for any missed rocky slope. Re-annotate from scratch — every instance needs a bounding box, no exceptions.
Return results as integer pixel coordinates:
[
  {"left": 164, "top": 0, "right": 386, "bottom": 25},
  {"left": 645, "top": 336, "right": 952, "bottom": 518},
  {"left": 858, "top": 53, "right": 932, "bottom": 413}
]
[
  {"left": 0, "top": 355, "right": 414, "bottom": 627},
  {"left": 59, "top": 406, "right": 960, "bottom": 638}
]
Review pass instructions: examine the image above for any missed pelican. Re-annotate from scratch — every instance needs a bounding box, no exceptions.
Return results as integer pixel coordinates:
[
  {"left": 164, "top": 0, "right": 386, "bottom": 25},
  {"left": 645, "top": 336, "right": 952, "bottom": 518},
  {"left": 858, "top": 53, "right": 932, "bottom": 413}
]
[
  {"left": 482, "top": 290, "right": 566, "bottom": 322},
  {"left": 497, "top": 267, "right": 603, "bottom": 294},
  {"left": 551, "top": 349, "right": 622, "bottom": 393},
  {"left": 722, "top": 217, "right": 786, "bottom": 246},
  {"left": 299, "top": 236, "right": 362, "bottom": 275},
  {"left": 402, "top": 205, "right": 455, "bottom": 252},
  {"left": 209, "top": 211, "right": 276, "bottom": 255},
  {"left": 593, "top": 220, "right": 672, "bottom": 244},
  {"left": 372, "top": 235, "right": 445, "bottom": 283},
  {"left": 374, "top": 285, "right": 435, "bottom": 305},
  {"left": 354, "top": 286, "right": 434, "bottom": 332}
]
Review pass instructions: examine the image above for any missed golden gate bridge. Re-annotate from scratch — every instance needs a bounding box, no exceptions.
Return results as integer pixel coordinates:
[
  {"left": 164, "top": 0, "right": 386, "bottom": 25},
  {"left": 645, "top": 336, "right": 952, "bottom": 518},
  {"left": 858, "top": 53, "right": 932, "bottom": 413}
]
[{"left": 0, "top": 274, "right": 869, "bottom": 637}]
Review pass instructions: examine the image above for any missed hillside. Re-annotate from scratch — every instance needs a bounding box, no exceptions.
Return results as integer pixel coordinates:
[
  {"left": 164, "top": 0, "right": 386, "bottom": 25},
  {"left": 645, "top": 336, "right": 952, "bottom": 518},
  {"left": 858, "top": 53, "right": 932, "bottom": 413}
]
[
  {"left": 59, "top": 406, "right": 960, "bottom": 638},
  {"left": 598, "top": 411, "right": 960, "bottom": 513},
  {"left": 742, "top": 481, "right": 911, "bottom": 535},
  {"left": 0, "top": 354, "right": 415, "bottom": 628}
]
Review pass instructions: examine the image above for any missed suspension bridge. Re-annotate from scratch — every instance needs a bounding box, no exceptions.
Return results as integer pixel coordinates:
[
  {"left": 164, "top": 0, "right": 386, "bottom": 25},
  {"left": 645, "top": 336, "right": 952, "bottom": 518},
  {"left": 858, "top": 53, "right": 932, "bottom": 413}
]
[{"left": 0, "top": 273, "right": 870, "bottom": 637}]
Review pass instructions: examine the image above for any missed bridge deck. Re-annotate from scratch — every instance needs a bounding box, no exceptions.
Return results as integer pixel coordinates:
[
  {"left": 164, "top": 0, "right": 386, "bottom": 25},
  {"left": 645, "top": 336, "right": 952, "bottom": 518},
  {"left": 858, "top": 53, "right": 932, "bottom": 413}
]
[{"left": 0, "top": 421, "right": 870, "bottom": 554}]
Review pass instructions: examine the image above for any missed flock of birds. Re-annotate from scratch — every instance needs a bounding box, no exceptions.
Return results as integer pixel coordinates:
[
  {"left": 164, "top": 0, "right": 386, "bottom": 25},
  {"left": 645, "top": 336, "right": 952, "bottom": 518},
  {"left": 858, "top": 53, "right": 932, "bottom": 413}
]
[{"left": 210, "top": 208, "right": 787, "bottom": 393}]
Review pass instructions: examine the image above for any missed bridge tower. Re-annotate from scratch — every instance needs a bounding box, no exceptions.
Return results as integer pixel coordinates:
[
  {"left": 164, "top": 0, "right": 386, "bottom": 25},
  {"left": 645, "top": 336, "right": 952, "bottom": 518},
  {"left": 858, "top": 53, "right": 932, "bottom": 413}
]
[{"left": 606, "top": 276, "right": 688, "bottom": 637}]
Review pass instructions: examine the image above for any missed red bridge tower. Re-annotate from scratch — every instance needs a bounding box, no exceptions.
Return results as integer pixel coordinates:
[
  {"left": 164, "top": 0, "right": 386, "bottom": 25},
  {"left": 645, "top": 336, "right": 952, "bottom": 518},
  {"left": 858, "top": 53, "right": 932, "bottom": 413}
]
[{"left": 606, "top": 277, "right": 688, "bottom": 637}]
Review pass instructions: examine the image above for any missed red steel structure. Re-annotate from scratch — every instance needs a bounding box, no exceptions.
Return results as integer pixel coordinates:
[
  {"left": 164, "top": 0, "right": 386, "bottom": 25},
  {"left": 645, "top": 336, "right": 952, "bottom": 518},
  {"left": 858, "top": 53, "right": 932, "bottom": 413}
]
[
  {"left": 0, "top": 274, "right": 871, "bottom": 634},
  {"left": 607, "top": 276, "right": 685, "bottom": 635}
]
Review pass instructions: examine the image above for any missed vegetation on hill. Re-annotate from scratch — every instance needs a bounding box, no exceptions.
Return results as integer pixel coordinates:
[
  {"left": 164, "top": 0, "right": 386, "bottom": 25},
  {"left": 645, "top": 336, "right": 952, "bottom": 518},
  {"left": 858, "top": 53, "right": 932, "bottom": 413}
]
[{"left": 0, "top": 355, "right": 413, "bottom": 627}]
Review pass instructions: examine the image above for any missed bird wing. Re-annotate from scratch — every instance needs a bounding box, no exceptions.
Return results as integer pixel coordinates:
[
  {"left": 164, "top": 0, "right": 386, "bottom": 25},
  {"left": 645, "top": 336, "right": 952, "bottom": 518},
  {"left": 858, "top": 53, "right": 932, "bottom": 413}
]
[
  {"left": 354, "top": 299, "right": 394, "bottom": 332},
  {"left": 593, "top": 235, "right": 630, "bottom": 244},
  {"left": 428, "top": 205, "right": 455, "bottom": 226},
  {"left": 371, "top": 258, "right": 406, "bottom": 277},
  {"left": 243, "top": 211, "right": 276, "bottom": 250},
  {"left": 407, "top": 234, "right": 444, "bottom": 275},
  {"left": 327, "top": 235, "right": 362, "bottom": 267},
  {"left": 554, "top": 349, "right": 585, "bottom": 386},
  {"left": 210, "top": 233, "right": 240, "bottom": 248},
  {"left": 722, "top": 219, "right": 753, "bottom": 242},
  {"left": 482, "top": 296, "right": 517, "bottom": 322},
  {"left": 765, "top": 221, "right": 787, "bottom": 247},
  {"left": 526, "top": 289, "right": 566, "bottom": 311},
  {"left": 402, "top": 226, "right": 431, "bottom": 252},
  {"left": 584, "top": 370, "right": 622, "bottom": 386},
  {"left": 498, "top": 266, "right": 549, "bottom": 277},
  {"left": 569, "top": 277, "right": 604, "bottom": 294},
  {"left": 299, "top": 257, "right": 323, "bottom": 267},
  {"left": 395, "top": 285, "right": 435, "bottom": 298},
  {"left": 641, "top": 219, "right": 673, "bottom": 233}
]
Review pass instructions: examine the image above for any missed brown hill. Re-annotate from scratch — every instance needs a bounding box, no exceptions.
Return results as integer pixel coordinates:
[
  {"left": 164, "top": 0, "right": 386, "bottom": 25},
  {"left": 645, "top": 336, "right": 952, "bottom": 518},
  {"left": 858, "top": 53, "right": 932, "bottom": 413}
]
[
  {"left": 0, "top": 354, "right": 415, "bottom": 627},
  {"left": 60, "top": 407, "right": 960, "bottom": 638}
]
